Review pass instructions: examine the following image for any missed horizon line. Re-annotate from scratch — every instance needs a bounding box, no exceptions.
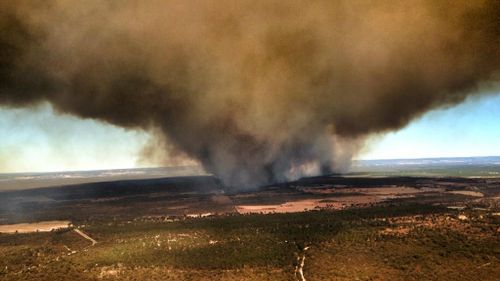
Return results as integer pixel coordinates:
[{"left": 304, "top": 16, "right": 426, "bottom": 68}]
[{"left": 2, "top": 155, "right": 500, "bottom": 175}]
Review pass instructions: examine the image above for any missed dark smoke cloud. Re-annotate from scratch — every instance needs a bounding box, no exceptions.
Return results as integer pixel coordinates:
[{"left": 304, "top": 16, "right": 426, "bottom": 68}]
[{"left": 1, "top": 0, "right": 499, "bottom": 188}]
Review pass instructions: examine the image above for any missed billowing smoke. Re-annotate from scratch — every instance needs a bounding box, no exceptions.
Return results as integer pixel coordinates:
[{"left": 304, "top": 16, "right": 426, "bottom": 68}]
[{"left": 1, "top": 1, "right": 499, "bottom": 188}]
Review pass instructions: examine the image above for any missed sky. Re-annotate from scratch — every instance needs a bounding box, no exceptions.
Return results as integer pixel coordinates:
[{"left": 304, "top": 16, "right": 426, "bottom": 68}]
[
  {"left": 361, "top": 93, "right": 500, "bottom": 160},
  {"left": 0, "top": 103, "right": 150, "bottom": 173},
  {"left": 0, "top": 93, "right": 499, "bottom": 173}
]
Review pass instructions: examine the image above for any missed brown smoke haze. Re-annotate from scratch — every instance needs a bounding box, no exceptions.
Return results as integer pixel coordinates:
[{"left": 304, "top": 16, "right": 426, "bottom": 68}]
[{"left": 1, "top": 0, "right": 499, "bottom": 188}]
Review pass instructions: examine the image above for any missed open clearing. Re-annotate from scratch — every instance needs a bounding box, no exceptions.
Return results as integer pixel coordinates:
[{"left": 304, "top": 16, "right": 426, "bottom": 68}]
[{"left": 0, "top": 220, "right": 70, "bottom": 234}]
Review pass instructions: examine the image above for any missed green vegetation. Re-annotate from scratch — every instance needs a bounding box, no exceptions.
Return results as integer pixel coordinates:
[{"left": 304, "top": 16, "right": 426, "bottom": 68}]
[{"left": 0, "top": 204, "right": 498, "bottom": 280}]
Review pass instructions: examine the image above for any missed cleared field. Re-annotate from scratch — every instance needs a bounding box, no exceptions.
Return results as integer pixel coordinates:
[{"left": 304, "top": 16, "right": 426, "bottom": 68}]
[{"left": 0, "top": 221, "right": 70, "bottom": 234}]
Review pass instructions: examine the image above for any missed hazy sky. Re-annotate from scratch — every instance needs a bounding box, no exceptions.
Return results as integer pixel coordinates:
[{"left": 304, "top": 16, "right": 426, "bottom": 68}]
[
  {"left": 0, "top": 103, "right": 149, "bottom": 173},
  {"left": 0, "top": 93, "right": 499, "bottom": 173}
]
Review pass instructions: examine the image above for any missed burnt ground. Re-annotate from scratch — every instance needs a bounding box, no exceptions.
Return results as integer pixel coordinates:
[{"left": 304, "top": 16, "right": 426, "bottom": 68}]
[{"left": 0, "top": 175, "right": 499, "bottom": 223}]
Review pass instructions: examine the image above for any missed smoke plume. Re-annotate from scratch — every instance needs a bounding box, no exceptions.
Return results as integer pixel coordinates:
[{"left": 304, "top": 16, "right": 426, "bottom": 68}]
[{"left": 1, "top": 1, "right": 499, "bottom": 188}]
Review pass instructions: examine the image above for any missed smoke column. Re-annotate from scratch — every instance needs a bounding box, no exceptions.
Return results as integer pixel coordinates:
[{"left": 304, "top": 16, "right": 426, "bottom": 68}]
[{"left": 1, "top": 1, "right": 499, "bottom": 188}]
